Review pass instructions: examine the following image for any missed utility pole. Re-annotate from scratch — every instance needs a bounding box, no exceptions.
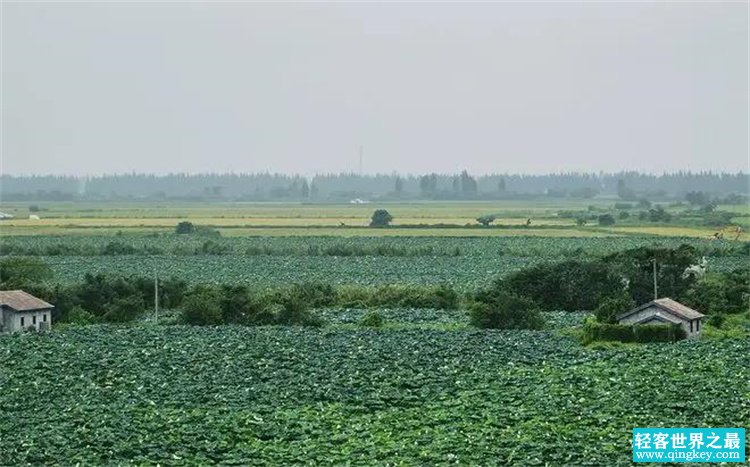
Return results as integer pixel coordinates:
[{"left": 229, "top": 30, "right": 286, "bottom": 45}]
[
  {"left": 154, "top": 270, "right": 159, "bottom": 323},
  {"left": 652, "top": 258, "right": 658, "bottom": 300}
]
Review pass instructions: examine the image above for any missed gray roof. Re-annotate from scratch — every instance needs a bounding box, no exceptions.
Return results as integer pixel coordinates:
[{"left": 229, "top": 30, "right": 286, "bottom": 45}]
[
  {"left": 617, "top": 298, "right": 705, "bottom": 322},
  {"left": 0, "top": 290, "right": 54, "bottom": 312}
]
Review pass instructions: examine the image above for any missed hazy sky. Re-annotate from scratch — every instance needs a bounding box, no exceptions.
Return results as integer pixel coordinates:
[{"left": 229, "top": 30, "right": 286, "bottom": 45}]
[{"left": 2, "top": 2, "right": 748, "bottom": 176}]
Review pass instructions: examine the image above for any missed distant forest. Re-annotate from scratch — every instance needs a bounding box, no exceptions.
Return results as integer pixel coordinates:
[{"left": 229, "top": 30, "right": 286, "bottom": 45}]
[{"left": 1, "top": 171, "right": 747, "bottom": 202}]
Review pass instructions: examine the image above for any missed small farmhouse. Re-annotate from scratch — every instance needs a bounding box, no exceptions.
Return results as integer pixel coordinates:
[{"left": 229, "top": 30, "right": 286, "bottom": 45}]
[
  {"left": 0, "top": 290, "right": 54, "bottom": 333},
  {"left": 616, "top": 298, "right": 705, "bottom": 339}
]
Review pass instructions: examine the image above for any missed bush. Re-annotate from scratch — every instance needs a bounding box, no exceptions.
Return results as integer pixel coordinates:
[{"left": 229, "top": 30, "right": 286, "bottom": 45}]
[
  {"left": 274, "top": 298, "right": 324, "bottom": 327},
  {"left": 633, "top": 324, "right": 685, "bottom": 343},
  {"left": 370, "top": 284, "right": 459, "bottom": 310},
  {"left": 614, "top": 203, "right": 633, "bottom": 210},
  {"left": 619, "top": 211, "right": 630, "bottom": 220},
  {"left": 181, "top": 292, "right": 223, "bottom": 325},
  {"left": 648, "top": 206, "right": 672, "bottom": 222},
  {"left": 598, "top": 214, "right": 616, "bottom": 226},
  {"left": 67, "top": 306, "right": 96, "bottom": 325},
  {"left": 370, "top": 209, "right": 393, "bottom": 227},
  {"left": 582, "top": 321, "right": 686, "bottom": 344},
  {"left": 583, "top": 322, "right": 635, "bottom": 343},
  {"left": 360, "top": 311, "right": 385, "bottom": 328},
  {"left": 286, "top": 282, "right": 338, "bottom": 308},
  {"left": 707, "top": 313, "right": 726, "bottom": 329},
  {"left": 469, "top": 290, "right": 544, "bottom": 330},
  {"left": 101, "top": 241, "right": 138, "bottom": 255},
  {"left": 175, "top": 221, "right": 195, "bottom": 234}
]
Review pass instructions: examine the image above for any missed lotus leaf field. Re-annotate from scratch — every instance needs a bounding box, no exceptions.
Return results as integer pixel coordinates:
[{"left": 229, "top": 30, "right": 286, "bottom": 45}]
[
  {"left": 1, "top": 235, "right": 746, "bottom": 288},
  {"left": 1, "top": 320, "right": 748, "bottom": 466}
]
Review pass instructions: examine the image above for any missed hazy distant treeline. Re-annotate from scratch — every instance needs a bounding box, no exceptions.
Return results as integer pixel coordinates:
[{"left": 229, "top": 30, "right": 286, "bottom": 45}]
[{"left": 1, "top": 171, "right": 747, "bottom": 201}]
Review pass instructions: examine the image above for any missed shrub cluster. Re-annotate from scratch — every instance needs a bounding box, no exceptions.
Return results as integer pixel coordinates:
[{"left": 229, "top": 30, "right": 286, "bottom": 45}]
[{"left": 582, "top": 321, "right": 686, "bottom": 344}]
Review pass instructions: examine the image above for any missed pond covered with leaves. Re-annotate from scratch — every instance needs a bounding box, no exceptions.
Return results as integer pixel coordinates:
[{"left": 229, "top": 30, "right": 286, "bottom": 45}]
[{"left": 1, "top": 325, "right": 747, "bottom": 465}]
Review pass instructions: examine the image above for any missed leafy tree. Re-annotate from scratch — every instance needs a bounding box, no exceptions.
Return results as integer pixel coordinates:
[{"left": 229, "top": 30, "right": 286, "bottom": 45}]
[
  {"left": 419, "top": 174, "right": 438, "bottom": 195},
  {"left": 594, "top": 294, "right": 635, "bottom": 324},
  {"left": 684, "top": 269, "right": 749, "bottom": 315},
  {"left": 647, "top": 206, "right": 671, "bottom": 222},
  {"left": 0, "top": 257, "right": 52, "bottom": 289},
  {"left": 616, "top": 179, "right": 636, "bottom": 200},
  {"left": 451, "top": 177, "right": 460, "bottom": 192},
  {"left": 102, "top": 295, "right": 144, "bottom": 323},
  {"left": 686, "top": 191, "right": 712, "bottom": 206},
  {"left": 370, "top": 209, "right": 393, "bottom": 227},
  {"left": 619, "top": 211, "right": 630, "bottom": 220},
  {"left": 604, "top": 245, "right": 699, "bottom": 304},
  {"left": 470, "top": 290, "right": 543, "bottom": 329},
  {"left": 576, "top": 217, "right": 587, "bottom": 226},
  {"left": 476, "top": 215, "right": 496, "bottom": 226},
  {"left": 300, "top": 179, "right": 310, "bottom": 199},
  {"left": 497, "top": 177, "right": 506, "bottom": 192},
  {"left": 175, "top": 221, "right": 195, "bottom": 234},
  {"left": 503, "top": 260, "right": 625, "bottom": 311},
  {"left": 598, "top": 214, "right": 616, "bottom": 226},
  {"left": 637, "top": 199, "right": 652, "bottom": 209},
  {"left": 394, "top": 177, "right": 404, "bottom": 193},
  {"left": 460, "top": 170, "right": 477, "bottom": 193}
]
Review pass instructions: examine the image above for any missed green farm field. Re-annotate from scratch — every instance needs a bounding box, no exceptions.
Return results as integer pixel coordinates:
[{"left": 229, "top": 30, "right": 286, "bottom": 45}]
[
  {"left": 1, "top": 317, "right": 748, "bottom": 466},
  {"left": 1, "top": 199, "right": 748, "bottom": 465},
  {"left": 1, "top": 234, "right": 747, "bottom": 288},
  {"left": 1, "top": 200, "right": 747, "bottom": 240}
]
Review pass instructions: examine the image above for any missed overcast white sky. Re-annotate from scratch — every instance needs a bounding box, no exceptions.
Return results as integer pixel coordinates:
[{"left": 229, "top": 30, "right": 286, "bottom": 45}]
[{"left": 2, "top": 2, "right": 748, "bottom": 176}]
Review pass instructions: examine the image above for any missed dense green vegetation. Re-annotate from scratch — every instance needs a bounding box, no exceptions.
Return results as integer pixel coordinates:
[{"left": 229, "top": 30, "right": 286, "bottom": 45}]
[
  {"left": 1, "top": 204, "right": 747, "bottom": 464},
  {"left": 1, "top": 235, "right": 746, "bottom": 290},
  {"left": 1, "top": 325, "right": 747, "bottom": 465},
  {"left": 1, "top": 240, "right": 745, "bottom": 331}
]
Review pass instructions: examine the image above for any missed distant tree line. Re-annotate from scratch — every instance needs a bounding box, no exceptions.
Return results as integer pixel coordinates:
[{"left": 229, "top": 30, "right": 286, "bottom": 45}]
[{"left": 1, "top": 171, "right": 746, "bottom": 201}]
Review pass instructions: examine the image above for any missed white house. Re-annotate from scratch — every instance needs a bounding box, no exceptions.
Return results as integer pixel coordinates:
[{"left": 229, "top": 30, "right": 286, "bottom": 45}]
[
  {"left": 616, "top": 298, "right": 705, "bottom": 339},
  {"left": 0, "top": 290, "right": 54, "bottom": 333}
]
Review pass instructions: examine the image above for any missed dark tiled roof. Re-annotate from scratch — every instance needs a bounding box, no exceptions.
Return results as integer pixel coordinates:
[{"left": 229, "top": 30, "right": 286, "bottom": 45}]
[
  {"left": 617, "top": 297, "right": 704, "bottom": 322},
  {"left": 0, "top": 290, "right": 54, "bottom": 312}
]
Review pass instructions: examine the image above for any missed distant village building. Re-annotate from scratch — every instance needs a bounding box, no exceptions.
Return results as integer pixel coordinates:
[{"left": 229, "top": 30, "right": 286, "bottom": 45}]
[
  {"left": 0, "top": 212, "right": 14, "bottom": 220},
  {"left": 0, "top": 290, "right": 54, "bottom": 333},
  {"left": 616, "top": 298, "right": 705, "bottom": 338}
]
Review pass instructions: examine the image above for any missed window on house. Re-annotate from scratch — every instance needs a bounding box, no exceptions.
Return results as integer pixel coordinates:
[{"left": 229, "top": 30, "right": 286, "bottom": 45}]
[
  {"left": 690, "top": 321, "right": 693, "bottom": 333},
  {"left": 697, "top": 320, "right": 700, "bottom": 331},
  {"left": 33, "top": 316, "right": 37, "bottom": 325},
  {"left": 43, "top": 314, "right": 47, "bottom": 322},
  {"left": 20, "top": 317, "right": 24, "bottom": 327}
]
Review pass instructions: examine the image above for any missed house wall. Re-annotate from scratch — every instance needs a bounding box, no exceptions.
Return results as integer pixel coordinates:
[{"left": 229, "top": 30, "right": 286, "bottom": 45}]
[
  {"left": 618, "top": 305, "right": 700, "bottom": 338},
  {"left": 2, "top": 309, "right": 52, "bottom": 333}
]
